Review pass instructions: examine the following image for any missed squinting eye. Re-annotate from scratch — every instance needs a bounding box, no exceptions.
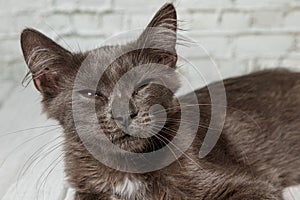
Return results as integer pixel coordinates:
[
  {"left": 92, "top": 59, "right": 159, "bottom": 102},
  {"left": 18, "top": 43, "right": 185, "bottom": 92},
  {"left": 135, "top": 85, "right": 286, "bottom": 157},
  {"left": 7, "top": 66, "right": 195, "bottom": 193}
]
[
  {"left": 77, "top": 89, "right": 104, "bottom": 99},
  {"left": 134, "top": 78, "right": 154, "bottom": 92}
]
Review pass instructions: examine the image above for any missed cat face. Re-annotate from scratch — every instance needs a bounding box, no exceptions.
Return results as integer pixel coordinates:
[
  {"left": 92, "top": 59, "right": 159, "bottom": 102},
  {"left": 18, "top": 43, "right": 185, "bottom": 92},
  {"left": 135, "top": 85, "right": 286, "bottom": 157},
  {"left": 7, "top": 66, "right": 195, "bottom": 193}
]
[{"left": 21, "top": 4, "right": 180, "bottom": 153}]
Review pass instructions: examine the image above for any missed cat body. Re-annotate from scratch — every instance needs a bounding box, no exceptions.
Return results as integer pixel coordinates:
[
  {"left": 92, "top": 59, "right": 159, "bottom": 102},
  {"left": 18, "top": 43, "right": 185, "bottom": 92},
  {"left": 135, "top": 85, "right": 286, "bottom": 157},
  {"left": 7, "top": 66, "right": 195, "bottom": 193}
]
[
  {"left": 20, "top": 3, "right": 300, "bottom": 200},
  {"left": 68, "top": 70, "right": 300, "bottom": 200}
]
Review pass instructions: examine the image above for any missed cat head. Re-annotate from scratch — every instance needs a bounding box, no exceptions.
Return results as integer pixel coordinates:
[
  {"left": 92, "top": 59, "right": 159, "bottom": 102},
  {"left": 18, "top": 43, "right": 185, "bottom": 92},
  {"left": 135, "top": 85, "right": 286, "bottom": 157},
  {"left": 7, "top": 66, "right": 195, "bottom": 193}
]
[{"left": 20, "top": 3, "right": 180, "bottom": 153}]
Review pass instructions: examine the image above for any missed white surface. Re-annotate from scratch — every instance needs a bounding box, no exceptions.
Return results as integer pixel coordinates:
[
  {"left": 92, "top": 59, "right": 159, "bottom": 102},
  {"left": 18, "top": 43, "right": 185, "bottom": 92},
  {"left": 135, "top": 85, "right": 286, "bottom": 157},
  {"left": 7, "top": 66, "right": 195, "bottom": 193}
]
[{"left": 0, "top": 83, "right": 71, "bottom": 200}]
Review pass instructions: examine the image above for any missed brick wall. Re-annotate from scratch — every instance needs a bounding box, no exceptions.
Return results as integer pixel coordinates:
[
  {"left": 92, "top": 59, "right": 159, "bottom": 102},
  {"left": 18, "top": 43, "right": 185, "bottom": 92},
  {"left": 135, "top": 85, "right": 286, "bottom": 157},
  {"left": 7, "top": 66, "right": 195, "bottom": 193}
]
[{"left": 1, "top": 0, "right": 300, "bottom": 89}]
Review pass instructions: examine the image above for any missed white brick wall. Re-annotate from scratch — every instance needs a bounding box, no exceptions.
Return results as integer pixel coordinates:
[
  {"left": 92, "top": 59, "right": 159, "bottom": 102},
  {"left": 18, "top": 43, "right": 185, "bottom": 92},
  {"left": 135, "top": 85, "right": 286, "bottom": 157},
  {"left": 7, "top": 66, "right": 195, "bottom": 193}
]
[{"left": 1, "top": 0, "right": 300, "bottom": 85}]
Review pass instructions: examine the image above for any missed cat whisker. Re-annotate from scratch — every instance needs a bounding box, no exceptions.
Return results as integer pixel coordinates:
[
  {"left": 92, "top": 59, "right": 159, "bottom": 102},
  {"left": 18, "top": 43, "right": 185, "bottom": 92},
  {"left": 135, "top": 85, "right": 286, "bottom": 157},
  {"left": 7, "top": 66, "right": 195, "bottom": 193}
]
[
  {"left": 18, "top": 136, "right": 63, "bottom": 180},
  {"left": 0, "top": 127, "right": 60, "bottom": 168},
  {"left": 154, "top": 118, "right": 221, "bottom": 131},
  {"left": 16, "top": 138, "right": 64, "bottom": 198},
  {"left": 151, "top": 103, "right": 262, "bottom": 132},
  {"left": 145, "top": 129, "right": 183, "bottom": 168},
  {"left": 36, "top": 153, "right": 64, "bottom": 200},
  {"left": 150, "top": 125, "right": 204, "bottom": 171},
  {"left": 0, "top": 124, "right": 60, "bottom": 138}
]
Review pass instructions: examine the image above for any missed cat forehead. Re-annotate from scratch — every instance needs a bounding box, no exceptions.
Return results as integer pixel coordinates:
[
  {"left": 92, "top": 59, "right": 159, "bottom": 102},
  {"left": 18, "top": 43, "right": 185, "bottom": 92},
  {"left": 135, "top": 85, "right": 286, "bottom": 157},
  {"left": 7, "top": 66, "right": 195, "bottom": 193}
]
[
  {"left": 80, "top": 46, "right": 132, "bottom": 74},
  {"left": 74, "top": 46, "right": 136, "bottom": 90},
  {"left": 73, "top": 41, "right": 177, "bottom": 91},
  {"left": 80, "top": 45, "right": 132, "bottom": 71},
  {"left": 90, "top": 44, "right": 135, "bottom": 60}
]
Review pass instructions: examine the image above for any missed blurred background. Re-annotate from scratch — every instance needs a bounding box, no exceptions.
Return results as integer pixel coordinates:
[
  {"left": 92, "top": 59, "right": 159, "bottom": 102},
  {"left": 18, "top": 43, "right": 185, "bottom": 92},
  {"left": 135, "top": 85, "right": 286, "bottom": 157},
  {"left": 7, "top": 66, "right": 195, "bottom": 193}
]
[{"left": 0, "top": 0, "right": 300, "bottom": 199}]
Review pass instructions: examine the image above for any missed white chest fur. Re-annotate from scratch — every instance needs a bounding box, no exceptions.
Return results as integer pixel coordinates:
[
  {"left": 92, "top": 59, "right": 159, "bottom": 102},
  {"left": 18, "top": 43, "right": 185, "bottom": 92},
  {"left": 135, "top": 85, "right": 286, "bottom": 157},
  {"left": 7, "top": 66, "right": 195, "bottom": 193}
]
[{"left": 113, "top": 177, "right": 144, "bottom": 199}]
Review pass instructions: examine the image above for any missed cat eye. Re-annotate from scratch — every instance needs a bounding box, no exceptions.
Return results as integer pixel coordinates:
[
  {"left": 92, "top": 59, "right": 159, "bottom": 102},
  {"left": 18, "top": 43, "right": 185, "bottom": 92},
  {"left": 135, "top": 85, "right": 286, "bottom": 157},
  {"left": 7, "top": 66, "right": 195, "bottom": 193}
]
[
  {"left": 77, "top": 89, "right": 104, "bottom": 99},
  {"left": 135, "top": 79, "right": 154, "bottom": 90},
  {"left": 133, "top": 78, "right": 154, "bottom": 94}
]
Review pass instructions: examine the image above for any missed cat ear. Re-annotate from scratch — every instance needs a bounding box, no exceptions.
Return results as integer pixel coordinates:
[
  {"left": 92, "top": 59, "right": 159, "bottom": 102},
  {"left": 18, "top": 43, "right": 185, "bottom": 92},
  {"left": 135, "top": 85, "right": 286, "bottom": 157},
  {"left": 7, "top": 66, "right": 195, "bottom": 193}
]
[
  {"left": 21, "top": 28, "right": 74, "bottom": 96},
  {"left": 137, "top": 3, "right": 177, "bottom": 67},
  {"left": 146, "top": 3, "right": 177, "bottom": 32}
]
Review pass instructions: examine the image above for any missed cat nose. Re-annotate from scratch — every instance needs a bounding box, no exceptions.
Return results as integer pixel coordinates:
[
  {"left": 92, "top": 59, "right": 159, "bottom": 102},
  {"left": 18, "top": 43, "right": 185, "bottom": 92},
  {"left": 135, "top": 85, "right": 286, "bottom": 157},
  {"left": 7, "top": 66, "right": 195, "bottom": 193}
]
[{"left": 113, "top": 111, "right": 138, "bottom": 127}]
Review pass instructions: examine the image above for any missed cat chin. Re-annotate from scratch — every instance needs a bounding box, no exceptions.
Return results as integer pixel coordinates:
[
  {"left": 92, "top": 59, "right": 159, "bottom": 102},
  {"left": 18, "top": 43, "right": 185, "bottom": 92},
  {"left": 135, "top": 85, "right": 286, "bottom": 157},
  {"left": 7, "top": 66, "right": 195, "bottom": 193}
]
[
  {"left": 111, "top": 136, "right": 150, "bottom": 153},
  {"left": 86, "top": 133, "right": 149, "bottom": 153}
]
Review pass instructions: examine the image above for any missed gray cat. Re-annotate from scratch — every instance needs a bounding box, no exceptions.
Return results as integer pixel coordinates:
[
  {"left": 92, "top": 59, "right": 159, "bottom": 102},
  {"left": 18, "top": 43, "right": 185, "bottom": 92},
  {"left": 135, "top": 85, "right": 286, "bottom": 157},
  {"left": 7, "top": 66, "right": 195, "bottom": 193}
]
[{"left": 20, "top": 3, "right": 300, "bottom": 200}]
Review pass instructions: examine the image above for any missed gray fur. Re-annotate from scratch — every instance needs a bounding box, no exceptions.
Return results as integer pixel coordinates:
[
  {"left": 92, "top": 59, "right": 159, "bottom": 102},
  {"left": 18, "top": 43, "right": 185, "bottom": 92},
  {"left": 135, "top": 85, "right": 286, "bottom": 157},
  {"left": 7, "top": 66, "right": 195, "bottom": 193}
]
[{"left": 20, "top": 3, "right": 300, "bottom": 200}]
